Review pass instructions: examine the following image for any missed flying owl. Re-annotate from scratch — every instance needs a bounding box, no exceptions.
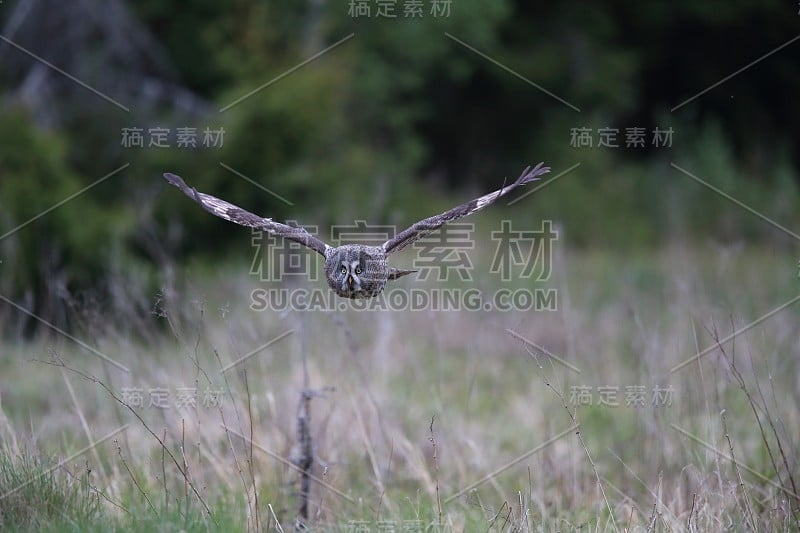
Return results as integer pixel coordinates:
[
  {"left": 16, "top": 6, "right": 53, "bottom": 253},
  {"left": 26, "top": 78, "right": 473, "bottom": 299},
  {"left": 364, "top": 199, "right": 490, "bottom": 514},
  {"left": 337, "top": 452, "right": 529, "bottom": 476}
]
[{"left": 162, "top": 163, "right": 549, "bottom": 299}]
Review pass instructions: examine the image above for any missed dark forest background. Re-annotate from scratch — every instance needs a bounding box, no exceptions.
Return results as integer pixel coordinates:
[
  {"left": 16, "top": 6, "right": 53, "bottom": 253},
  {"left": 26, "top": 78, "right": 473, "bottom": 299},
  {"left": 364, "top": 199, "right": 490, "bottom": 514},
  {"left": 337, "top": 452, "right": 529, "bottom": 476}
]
[{"left": 1, "top": 0, "right": 798, "bottom": 332}]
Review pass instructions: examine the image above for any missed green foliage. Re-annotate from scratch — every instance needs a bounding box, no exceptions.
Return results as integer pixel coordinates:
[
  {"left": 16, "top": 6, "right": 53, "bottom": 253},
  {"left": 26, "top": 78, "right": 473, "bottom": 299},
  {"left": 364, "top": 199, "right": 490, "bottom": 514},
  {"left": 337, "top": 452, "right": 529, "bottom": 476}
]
[
  {"left": 0, "top": 109, "right": 139, "bottom": 332},
  {"left": 668, "top": 119, "right": 800, "bottom": 244},
  {"left": 0, "top": 447, "right": 102, "bottom": 530},
  {"left": 0, "top": 444, "right": 248, "bottom": 531}
]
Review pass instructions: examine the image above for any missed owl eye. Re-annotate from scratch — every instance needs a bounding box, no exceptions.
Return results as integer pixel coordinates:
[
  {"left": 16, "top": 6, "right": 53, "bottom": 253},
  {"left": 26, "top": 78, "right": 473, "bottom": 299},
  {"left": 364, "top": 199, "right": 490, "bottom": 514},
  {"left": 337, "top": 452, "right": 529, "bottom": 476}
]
[
  {"left": 340, "top": 266, "right": 347, "bottom": 275},
  {"left": 355, "top": 266, "right": 362, "bottom": 275}
]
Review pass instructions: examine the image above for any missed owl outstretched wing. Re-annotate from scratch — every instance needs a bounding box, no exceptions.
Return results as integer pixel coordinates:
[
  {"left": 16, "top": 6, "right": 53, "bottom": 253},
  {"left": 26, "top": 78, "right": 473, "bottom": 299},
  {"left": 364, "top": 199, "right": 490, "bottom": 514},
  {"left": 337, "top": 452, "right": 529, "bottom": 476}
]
[
  {"left": 162, "top": 173, "right": 329, "bottom": 256},
  {"left": 382, "top": 163, "right": 550, "bottom": 254}
]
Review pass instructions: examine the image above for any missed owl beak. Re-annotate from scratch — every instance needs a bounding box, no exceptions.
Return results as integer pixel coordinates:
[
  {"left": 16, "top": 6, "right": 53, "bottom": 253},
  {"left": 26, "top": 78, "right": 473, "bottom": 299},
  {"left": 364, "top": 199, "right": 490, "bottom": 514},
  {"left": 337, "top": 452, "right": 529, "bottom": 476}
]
[{"left": 346, "top": 274, "right": 355, "bottom": 290}]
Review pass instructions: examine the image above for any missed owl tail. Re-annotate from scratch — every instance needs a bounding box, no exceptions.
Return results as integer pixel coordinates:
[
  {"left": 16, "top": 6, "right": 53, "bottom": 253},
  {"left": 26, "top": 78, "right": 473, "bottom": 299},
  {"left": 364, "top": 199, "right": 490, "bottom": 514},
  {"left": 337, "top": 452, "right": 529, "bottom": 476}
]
[{"left": 388, "top": 268, "right": 417, "bottom": 281}]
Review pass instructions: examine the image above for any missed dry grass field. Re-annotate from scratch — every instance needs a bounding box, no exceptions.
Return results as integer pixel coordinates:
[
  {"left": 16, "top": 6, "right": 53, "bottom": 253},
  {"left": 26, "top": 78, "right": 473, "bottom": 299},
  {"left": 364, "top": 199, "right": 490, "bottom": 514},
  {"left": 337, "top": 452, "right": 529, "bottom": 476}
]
[{"left": 1, "top": 243, "right": 798, "bottom": 531}]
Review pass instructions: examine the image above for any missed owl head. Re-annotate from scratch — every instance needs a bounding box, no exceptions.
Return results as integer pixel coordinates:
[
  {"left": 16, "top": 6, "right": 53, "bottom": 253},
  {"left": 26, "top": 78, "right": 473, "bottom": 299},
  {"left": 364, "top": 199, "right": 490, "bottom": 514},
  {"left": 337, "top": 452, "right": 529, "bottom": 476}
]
[{"left": 325, "top": 245, "right": 388, "bottom": 299}]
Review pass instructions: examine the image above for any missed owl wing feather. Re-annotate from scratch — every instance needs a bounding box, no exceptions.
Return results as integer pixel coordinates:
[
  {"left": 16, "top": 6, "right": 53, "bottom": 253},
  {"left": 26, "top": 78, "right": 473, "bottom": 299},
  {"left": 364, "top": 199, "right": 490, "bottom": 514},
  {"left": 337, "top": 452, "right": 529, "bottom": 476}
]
[
  {"left": 163, "top": 173, "right": 329, "bottom": 256},
  {"left": 382, "top": 163, "right": 550, "bottom": 255}
]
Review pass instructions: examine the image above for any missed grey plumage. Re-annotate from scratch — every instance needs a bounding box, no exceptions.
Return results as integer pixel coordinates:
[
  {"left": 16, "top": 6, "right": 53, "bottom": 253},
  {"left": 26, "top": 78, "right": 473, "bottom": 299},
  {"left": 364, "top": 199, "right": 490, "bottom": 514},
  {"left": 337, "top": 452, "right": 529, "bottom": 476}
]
[
  {"left": 163, "top": 173, "right": 329, "bottom": 256},
  {"left": 322, "top": 244, "right": 389, "bottom": 298},
  {"left": 162, "top": 163, "right": 550, "bottom": 299}
]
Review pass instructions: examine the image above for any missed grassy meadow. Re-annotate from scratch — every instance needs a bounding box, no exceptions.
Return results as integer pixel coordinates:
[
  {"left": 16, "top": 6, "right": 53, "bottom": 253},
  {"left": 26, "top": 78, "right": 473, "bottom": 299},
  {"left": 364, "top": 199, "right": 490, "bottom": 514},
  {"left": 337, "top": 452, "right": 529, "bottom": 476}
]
[{"left": 0, "top": 241, "right": 798, "bottom": 531}]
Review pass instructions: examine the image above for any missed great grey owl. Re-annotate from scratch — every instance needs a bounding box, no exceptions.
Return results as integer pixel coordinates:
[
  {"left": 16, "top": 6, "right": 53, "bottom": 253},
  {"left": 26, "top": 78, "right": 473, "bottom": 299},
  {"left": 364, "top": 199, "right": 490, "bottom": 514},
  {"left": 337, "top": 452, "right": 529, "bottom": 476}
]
[{"left": 162, "top": 163, "right": 549, "bottom": 299}]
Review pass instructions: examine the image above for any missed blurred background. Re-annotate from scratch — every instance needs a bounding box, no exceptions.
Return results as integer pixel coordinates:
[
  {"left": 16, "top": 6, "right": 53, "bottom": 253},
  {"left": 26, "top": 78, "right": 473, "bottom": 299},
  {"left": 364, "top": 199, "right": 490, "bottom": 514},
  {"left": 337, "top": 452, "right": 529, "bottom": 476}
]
[
  {"left": 1, "top": 0, "right": 798, "bottom": 334},
  {"left": 1, "top": 2, "right": 799, "bottom": 529}
]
